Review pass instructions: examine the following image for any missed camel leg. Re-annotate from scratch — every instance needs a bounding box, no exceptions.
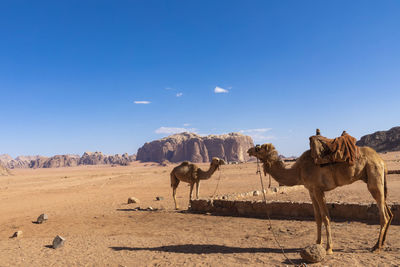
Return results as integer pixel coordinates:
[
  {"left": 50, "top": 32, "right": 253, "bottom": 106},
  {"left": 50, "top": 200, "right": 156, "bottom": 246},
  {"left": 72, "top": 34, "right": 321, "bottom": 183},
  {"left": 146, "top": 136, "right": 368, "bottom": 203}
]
[
  {"left": 171, "top": 174, "right": 180, "bottom": 210},
  {"left": 382, "top": 204, "right": 394, "bottom": 245},
  {"left": 309, "top": 191, "right": 322, "bottom": 245},
  {"left": 172, "top": 186, "right": 178, "bottom": 209},
  {"left": 367, "top": 185, "right": 389, "bottom": 252},
  {"left": 314, "top": 190, "right": 333, "bottom": 254},
  {"left": 195, "top": 180, "right": 200, "bottom": 199},
  {"left": 188, "top": 182, "right": 194, "bottom": 208}
]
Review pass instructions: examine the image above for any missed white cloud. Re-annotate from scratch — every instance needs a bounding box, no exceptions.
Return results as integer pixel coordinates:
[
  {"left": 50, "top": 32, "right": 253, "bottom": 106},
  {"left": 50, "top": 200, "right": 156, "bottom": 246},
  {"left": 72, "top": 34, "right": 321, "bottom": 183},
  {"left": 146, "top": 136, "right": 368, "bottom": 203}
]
[
  {"left": 165, "top": 87, "right": 173, "bottom": 90},
  {"left": 176, "top": 92, "right": 183, "bottom": 97},
  {"left": 214, "top": 86, "right": 229, "bottom": 93},
  {"left": 240, "top": 128, "right": 275, "bottom": 142},
  {"left": 183, "top": 123, "right": 190, "bottom": 126},
  {"left": 134, "top": 101, "right": 151, "bottom": 104},
  {"left": 240, "top": 128, "right": 272, "bottom": 133},
  {"left": 155, "top": 127, "right": 197, "bottom": 135}
]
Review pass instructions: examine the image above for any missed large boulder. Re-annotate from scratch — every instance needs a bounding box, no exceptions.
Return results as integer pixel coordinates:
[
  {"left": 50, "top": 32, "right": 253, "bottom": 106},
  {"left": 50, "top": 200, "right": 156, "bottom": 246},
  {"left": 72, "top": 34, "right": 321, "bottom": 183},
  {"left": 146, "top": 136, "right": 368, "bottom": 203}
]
[
  {"left": 357, "top": 126, "right": 400, "bottom": 152},
  {"left": 136, "top": 132, "right": 254, "bottom": 163},
  {"left": 300, "top": 244, "right": 326, "bottom": 263}
]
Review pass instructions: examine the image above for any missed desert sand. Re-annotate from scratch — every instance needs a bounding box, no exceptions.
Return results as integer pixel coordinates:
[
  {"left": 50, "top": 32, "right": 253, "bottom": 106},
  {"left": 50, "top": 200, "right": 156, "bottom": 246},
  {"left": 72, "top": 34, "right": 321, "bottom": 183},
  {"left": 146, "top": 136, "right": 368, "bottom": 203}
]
[{"left": 1, "top": 153, "right": 400, "bottom": 266}]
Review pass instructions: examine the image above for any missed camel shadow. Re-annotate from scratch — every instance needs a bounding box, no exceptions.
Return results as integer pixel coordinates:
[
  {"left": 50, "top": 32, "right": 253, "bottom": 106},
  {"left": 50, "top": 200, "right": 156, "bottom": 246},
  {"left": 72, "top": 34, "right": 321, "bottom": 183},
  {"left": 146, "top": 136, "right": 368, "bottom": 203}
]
[
  {"left": 110, "top": 244, "right": 301, "bottom": 254},
  {"left": 333, "top": 246, "right": 400, "bottom": 254}
]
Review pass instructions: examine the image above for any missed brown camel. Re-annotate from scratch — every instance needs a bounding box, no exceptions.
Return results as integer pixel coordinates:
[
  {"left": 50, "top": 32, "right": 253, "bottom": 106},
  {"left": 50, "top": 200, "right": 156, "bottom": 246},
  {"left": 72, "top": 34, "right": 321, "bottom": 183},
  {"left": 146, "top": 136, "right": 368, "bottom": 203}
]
[
  {"left": 247, "top": 143, "right": 393, "bottom": 254},
  {"left": 170, "top": 157, "right": 225, "bottom": 209}
]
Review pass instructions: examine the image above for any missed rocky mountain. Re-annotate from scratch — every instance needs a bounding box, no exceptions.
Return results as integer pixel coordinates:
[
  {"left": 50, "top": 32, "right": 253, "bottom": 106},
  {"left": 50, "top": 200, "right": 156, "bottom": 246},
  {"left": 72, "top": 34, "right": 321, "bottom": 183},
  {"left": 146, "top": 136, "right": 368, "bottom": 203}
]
[
  {"left": 30, "top": 155, "right": 80, "bottom": 168},
  {"left": 0, "top": 154, "right": 13, "bottom": 163},
  {"left": 79, "top": 152, "right": 135, "bottom": 166},
  {"left": 0, "top": 154, "right": 41, "bottom": 169},
  {"left": 136, "top": 132, "right": 254, "bottom": 163},
  {"left": 0, "top": 162, "right": 10, "bottom": 176},
  {"left": 356, "top": 126, "right": 400, "bottom": 152},
  {"left": 0, "top": 152, "right": 136, "bottom": 169}
]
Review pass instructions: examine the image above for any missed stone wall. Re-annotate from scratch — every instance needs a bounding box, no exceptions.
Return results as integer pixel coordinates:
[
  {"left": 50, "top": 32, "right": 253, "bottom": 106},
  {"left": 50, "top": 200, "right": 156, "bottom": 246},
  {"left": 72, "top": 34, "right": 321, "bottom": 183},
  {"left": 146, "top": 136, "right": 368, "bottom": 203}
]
[{"left": 190, "top": 199, "right": 400, "bottom": 224}]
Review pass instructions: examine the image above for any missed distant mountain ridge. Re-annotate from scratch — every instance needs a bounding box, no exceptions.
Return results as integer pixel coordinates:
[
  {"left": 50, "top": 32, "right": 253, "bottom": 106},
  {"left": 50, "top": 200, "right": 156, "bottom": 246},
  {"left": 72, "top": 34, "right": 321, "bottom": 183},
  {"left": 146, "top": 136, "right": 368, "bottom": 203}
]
[
  {"left": 0, "top": 162, "right": 10, "bottom": 176},
  {"left": 136, "top": 132, "right": 254, "bottom": 163},
  {"left": 0, "top": 152, "right": 136, "bottom": 169},
  {"left": 356, "top": 126, "right": 400, "bottom": 152}
]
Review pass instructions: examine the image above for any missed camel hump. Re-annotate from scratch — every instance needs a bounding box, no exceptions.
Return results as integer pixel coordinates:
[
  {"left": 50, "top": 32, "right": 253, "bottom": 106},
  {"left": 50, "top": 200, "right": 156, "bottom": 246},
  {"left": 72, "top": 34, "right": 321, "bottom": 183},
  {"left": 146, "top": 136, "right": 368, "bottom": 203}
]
[{"left": 181, "top": 161, "right": 190, "bottom": 165}]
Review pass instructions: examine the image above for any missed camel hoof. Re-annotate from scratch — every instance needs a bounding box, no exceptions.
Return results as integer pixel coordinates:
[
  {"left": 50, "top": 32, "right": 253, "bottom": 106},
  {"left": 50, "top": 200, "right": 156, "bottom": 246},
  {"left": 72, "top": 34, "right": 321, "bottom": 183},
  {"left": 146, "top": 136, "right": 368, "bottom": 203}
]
[
  {"left": 371, "top": 245, "right": 381, "bottom": 253},
  {"left": 326, "top": 248, "right": 333, "bottom": 255}
]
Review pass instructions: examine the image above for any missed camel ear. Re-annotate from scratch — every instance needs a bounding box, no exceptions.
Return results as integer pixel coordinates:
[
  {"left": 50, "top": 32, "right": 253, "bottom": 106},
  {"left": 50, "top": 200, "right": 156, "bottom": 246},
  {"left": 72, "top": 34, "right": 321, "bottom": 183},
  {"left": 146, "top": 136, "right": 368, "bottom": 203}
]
[{"left": 262, "top": 143, "right": 274, "bottom": 152}]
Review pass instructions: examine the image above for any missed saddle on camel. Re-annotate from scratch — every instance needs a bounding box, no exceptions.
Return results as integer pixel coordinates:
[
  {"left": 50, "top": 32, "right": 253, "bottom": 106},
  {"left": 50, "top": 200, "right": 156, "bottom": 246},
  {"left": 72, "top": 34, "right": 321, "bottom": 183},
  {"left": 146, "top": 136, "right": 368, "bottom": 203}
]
[{"left": 309, "top": 129, "right": 359, "bottom": 166}]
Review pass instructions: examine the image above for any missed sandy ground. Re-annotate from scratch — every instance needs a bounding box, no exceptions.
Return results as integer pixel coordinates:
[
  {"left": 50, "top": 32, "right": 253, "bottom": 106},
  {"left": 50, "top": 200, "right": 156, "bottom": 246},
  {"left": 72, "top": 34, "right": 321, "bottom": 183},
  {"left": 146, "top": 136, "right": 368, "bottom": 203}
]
[{"left": 1, "top": 153, "right": 400, "bottom": 267}]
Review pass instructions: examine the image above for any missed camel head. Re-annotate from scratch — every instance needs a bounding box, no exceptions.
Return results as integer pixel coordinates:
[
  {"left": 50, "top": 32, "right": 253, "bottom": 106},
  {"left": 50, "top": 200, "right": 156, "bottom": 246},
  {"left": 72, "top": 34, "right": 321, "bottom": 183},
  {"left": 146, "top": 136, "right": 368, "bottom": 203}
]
[
  {"left": 211, "top": 157, "right": 226, "bottom": 170},
  {"left": 248, "top": 143, "right": 280, "bottom": 173},
  {"left": 247, "top": 144, "right": 279, "bottom": 164}
]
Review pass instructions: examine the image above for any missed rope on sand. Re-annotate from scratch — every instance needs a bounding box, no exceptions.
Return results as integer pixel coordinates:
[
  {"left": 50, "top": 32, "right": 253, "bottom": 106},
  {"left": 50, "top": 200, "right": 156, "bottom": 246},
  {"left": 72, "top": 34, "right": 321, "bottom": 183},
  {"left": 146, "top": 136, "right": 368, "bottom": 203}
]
[
  {"left": 256, "top": 158, "right": 307, "bottom": 267},
  {"left": 211, "top": 168, "right": 222, "bottom": 198}
]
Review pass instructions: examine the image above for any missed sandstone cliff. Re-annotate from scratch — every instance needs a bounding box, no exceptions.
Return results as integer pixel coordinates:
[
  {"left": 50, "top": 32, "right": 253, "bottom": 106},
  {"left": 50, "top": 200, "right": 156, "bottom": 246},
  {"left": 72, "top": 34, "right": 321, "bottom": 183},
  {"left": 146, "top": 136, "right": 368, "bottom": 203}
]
[
  {"left": 79, "top": 152, "right": 135, "bottom": 166},
  {"left": 356, "top": 126, "right": 400, "bottom": 152},
  {"left": 136, "top": 132, "right": 254, "bottom": 163},
  {"left": 30, "top": 155, "right": 80, "bottom": 168},
  {"left": 0, "top": 162, "right": 10, "bottom": 176},
  {"left": 1, "top": 152, "right": 136, "bottom": 169},
  {"left": 0, "top": 154, "right": 41, "bottom": 169}
]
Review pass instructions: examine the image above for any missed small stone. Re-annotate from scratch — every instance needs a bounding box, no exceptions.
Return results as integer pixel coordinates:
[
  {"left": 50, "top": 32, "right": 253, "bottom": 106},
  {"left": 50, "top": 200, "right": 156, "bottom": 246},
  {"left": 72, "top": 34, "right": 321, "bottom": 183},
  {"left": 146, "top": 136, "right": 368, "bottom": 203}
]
[
  {"left": 222, "top": 196, "right": 227, "bottom": 200},
  {"left": 127, "top": 197, "right": 140, "bottom": 204},
  {"left": 37, "top": 214, "right": 48, "bottom": 224},
  {"left": 300, "top": 244, "right": 326, "bottom": 263},
  {"left": 155, "top": 196, "right": 164, "bottom": 201},
  {"left": 52, "top": 235, "right": 66, "bottom": 249},
  {"left": 253, "top": 190, "right": 260, "bottom": 196},
  {"left": 147, "top": 206, "right": 154, "bottom": 211},
  {"left": 11, "top": 230, "right": 23, "bottom": 238}
]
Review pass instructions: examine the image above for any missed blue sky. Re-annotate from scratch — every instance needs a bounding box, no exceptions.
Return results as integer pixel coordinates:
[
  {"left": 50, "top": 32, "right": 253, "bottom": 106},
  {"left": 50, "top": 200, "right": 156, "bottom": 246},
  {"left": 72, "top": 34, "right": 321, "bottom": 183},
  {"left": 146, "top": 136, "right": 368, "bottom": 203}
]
[{"left": 1, "top": 0, "right": 399, "bottom": 157}]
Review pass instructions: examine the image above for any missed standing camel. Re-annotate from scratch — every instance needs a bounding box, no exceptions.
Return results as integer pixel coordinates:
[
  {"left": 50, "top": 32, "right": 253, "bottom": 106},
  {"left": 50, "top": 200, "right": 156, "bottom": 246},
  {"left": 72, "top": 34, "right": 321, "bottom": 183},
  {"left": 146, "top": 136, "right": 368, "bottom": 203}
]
[
  {"left": 247, "top": 143, "right": 393, "bottom": 254},
  {"left": 170, "top": 157, "right": 225, "bottom": 209}
]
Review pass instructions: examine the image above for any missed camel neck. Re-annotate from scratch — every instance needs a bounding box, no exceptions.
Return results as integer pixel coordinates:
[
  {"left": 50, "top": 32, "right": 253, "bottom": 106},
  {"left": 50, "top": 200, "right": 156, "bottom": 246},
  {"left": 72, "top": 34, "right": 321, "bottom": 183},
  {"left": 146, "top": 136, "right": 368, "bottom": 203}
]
[
  {"left": 264, "top": 159, "right": 301, "bottom": 186},
  {"left": 197, "top": 163, "right": 218, "bottom": 180}
]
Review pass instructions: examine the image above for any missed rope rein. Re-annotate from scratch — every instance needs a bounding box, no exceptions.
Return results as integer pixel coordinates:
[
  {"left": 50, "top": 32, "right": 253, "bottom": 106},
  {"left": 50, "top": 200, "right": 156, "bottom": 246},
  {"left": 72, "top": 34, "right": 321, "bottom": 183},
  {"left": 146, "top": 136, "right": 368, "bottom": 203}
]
[
  {"left": 256, "top": 158, "right": 306, "bottom": 267},
  {"left": 211, "top": 167, "right": 222, "bottom": 198}
]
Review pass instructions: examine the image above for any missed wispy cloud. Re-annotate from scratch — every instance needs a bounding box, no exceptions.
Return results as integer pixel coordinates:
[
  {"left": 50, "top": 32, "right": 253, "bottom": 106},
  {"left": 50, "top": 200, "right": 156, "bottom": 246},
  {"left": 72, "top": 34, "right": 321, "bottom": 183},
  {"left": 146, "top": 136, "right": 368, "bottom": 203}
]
[
  {"left": 176, "top": 92, "right": 183, "bottom": 97},
  {"left": 183, "top": 123, "right": 190, "bottom": 127},
  {"left": 165, "top": 87, "right": 173, "bottom": 90},
  {"left": 240, "top": 128, "right": 272, "bottom": 133},
  {"left": 240, "top": 128, "right": 275, "bottom": 142},
  {"left": 155, "top": 127, "right": 197, "bottom": 135},
  {"left": 134, "top": 101, "right": 151, "bottom": 104},
  {"left": 214, "top": 86, "right": 229, "bottom": 93}
]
